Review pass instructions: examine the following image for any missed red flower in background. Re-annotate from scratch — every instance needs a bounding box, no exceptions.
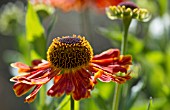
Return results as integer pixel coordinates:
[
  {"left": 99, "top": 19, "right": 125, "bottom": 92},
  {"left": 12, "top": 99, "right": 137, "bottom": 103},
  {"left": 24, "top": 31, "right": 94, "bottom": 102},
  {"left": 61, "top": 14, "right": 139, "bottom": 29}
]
[
  {"left": 95, "top": 0, "right": 126, "bottom": 10},
  {"left": 47, "top": 0, "right": 87, "bottom": 12},
  {"left": 31, "top": 0, "right": 88, "bottom": 12},
  {"left": 31, "top": 0, "right": 127, "bottom": 12}
]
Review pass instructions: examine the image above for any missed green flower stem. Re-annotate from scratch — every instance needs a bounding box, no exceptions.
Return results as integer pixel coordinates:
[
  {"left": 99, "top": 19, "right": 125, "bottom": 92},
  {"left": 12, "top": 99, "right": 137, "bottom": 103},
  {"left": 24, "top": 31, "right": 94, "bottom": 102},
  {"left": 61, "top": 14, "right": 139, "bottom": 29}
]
[
  {"left": 147, "top": 97, "right": 152, "bottom": 110},
  {"left": 112, "top": 83, "right": 121, "bottom": 110},
  {"left": 121, "top": 18, "right": 132, "bottom": 55},
  {"left": 40, "top": 86, "right": 46, "bottom": 104},
  {"left": 70, "top": 96, "right": 74, "bottom": 110},
  {"left": 36, "top": 86, "right": 46, "bottom": 110},
  {"left": 112, "top": 17, "right": 132, "bottom": 110}
]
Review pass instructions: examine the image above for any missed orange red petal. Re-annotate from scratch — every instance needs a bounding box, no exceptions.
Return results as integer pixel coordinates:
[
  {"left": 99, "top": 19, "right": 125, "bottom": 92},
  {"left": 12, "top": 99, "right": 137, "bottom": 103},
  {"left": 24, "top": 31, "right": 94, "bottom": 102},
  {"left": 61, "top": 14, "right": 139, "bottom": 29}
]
[
  {"left": 10, "top": 47, "right": 133, "bottom": 103},
  {"left": 95, "top": 0, "right": 125, "bottom": 10},
  {"left": 48, "top": 69, "right": 93, "bottom": 100},
  {"left": 24, "top": 85, "right": 43, "bottom": 103},
  {"left": 93, "top": 49, "right": 120, "bottom": 60},
  {"left": 11, "top": 62, "right": 31, "bottom": 73},
  {"left": 13, "top": 82, "right": 34, "bottom": 97},
  {"left": 31, "top": 0, "right": 125, "bottom": 12}
]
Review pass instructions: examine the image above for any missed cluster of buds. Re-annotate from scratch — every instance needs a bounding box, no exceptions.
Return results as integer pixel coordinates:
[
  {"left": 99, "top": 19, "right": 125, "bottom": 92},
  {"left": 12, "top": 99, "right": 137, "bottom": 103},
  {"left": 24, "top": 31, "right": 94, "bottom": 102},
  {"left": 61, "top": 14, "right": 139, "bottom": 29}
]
[{"left": 106, "top": 1, "right": 151, "bottom": 22}]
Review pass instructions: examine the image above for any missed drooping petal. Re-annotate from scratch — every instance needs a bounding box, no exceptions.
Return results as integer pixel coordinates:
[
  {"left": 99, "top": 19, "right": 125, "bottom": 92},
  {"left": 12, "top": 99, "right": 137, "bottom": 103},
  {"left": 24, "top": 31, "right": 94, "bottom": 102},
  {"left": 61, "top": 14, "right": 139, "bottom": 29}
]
[
  {"left": 54, "top": 74, "right": 63, "bottom": 83},
  {"left": 77, "top": 69, "right": 94, "bottom": 89},
  {"left": 71, "top": 72, "right": 87, "bottom": 100},
  {"left": 10, "top": 60, "right": 59, "bottom": 103},
  {"left": 47, "top": 73, "right": 70, "bottom": 97},
  {"left": 70, "top": 69, "right": 95, "bottom": 100},
  {"left": 65, "top": 73, "right": 75, "bottom": 94},
  {"left": 13, "top": 82, "right": 34, "bottom": 97},
  {"left": 47, "top": 68, "right": 93, "bottom": 100},
  {"left": 24, "top": 85, "right": 43, "bottom": 103}
]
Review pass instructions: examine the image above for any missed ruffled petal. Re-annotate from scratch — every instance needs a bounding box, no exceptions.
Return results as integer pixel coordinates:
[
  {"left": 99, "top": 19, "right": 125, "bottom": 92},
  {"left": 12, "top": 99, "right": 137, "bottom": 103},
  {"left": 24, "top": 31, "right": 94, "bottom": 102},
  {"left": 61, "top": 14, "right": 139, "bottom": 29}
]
[
  {"left": 89, "top": 49, "right": 132, "bottom": 84},
  {"left": 33, "top": 60, "right": 51, "bottom": 70},
  {"left": 10, "top": 60, "right": 57, "bottom": 103},
  {"left": 92, "top": 49, "right": 120, "bottom": 60},
  {"left": 92, "top": 58, "right": 116, "bottom": 66},
  {"left": 11, "top": 60, "right": 51, "bottom": 73},
  {"left": 98, "top": 73, "right": 112, "bottom": 82},
  {"left": 88, "top": 66, "right": 112, "bottom": 82},
  {"left": 111, "top": 72, "right": 131, "bottom": 84},
  {"left": 11, "top": 62, "right": 31, "bottom": 73},
  {"left": 10, "top": 68, "right": 53, "bottom": 84},
  {"left": 98, "top": 71, "right": 132, "bottom": 84},
  {"left": 117, "top": 55, "right": 132, "bottom": 65},
  {"left": 31, "top": 59, "right": 43, "bottom": 66},
  {"left": 93, "top": 69, "right": 104, "bottom": 83}
]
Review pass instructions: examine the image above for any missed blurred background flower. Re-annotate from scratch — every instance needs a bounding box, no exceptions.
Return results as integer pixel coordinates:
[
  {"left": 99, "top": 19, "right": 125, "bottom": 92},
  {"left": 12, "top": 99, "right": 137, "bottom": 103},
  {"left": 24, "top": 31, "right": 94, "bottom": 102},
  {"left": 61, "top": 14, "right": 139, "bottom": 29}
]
[
  {"left": 31, "top": 0, "right": 126, "bottom": 12},
  {"left": 0, "top": 1, "right": 25, "bottom": 36}
]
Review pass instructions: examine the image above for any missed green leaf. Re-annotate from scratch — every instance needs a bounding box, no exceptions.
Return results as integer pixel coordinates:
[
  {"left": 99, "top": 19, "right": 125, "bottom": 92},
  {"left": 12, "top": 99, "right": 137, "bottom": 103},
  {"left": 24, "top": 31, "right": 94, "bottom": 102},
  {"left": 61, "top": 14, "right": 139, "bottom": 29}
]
[
  {"left": 95, "top": 81, "right": 114, "bottom": 100},
  {"left": 98, "top": 27, "right": 144, "bottom": 54},
  {"left": 126, "top": 80, "right": 144, "bottom": 110},
  {"left": 17, "top": 34, "right": 31, "bottom": 63},
  {"left": 83, "top": 98, "right": 100, "bottom": 110},
  {"left": 93, "top": 95, "right": 109, "bottom": 110},
  {"left": 130, "top": 100, "right": 148, "bottom": 110},
  {"left": 31, "top": 35, "right": 46, "bottom": 59},
  {"left": 56, "top": 95, "right": 70, "bottom": 110},
  {"left": 26, "top": 2, "right": 45, "bottom": 42},
  {"left": 39, "top": 86, "right": 46, "bottom": 109},
  {"left": 158, "top": 0, "right": 168, "bottom": 16},
  {"left": 166, "top": 44, "right": 170, "bottom": 81},
  {"left": 128, "top": 36, "right": 144, "bottom": 54},
  {"left": 145, "top": 51, "right": 163, "bottom": 64},
  {"left": 56, "top": 95, "right": 79, "bottom": 110},
  {"left": 25, "top": 2, "right": 46, "bottom": 59}
]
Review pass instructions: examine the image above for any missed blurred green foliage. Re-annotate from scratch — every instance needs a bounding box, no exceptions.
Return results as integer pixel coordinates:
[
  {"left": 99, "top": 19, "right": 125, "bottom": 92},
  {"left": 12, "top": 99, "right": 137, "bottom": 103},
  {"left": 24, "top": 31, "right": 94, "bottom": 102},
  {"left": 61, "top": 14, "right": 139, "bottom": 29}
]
[
  {"left": 0, "top": 0, "right": 169, "bottom": 110},
  {"left": 97, "top": 0, "right": 170, "bottom": 110}
]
